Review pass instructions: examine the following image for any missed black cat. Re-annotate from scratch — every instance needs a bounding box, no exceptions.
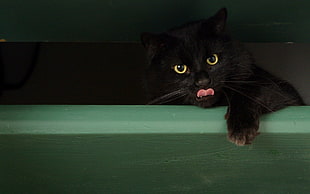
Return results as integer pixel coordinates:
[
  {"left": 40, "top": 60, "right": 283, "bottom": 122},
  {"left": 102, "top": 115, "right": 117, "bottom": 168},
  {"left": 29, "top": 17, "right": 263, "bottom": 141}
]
[{"left": 141, "top": 8, "right": 304, "bottom": 145}]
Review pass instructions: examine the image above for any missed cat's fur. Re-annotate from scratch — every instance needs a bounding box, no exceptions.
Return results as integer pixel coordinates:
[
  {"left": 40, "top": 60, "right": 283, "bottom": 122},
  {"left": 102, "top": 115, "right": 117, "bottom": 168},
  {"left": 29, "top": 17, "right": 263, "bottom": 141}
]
[{"left": 141, "top": 8, "right": 304, "bottom": 145}]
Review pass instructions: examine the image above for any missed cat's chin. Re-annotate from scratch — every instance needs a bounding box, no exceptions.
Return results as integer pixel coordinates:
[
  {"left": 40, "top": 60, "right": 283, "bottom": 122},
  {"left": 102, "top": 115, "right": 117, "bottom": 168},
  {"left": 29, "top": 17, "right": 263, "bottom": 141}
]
[
  {"left": 193, "top": 96, "right": 218, "bottom": 108},
  {"left": 196, "top": 96, "right": 212, "bottom": 102}
]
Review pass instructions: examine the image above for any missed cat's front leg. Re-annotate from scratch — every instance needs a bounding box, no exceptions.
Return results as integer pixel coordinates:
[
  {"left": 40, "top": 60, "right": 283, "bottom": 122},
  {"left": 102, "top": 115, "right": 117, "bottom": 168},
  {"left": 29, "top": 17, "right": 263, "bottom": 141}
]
[{"left": 225, "top": 99, "right": 261, "bottom": 146}]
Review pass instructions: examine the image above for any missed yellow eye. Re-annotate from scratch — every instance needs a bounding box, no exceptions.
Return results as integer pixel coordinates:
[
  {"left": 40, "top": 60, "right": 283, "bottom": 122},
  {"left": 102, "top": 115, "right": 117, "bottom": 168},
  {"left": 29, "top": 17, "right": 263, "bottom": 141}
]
[
  {"left": 173, "top": 64, "right": 188, "bottom": 74},
  {"left": 206, "top": 54, "right": 218, "bottom": 65}
]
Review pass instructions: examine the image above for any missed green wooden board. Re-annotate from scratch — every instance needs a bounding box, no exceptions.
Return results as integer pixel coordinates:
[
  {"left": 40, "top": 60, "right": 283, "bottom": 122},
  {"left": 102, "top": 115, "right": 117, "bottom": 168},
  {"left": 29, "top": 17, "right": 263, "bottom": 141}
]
[
  {"left": 1, "top": 0, "right": 310, "bottom": 42},
  {"left": 1, "top": 134, "right": 309, "bottom": 193},
  {"left": 0, "top": 105, "right": 309, "bottom": 193},
  {"left": 0, "top": 105, "right": 309, "bottom": 134}
]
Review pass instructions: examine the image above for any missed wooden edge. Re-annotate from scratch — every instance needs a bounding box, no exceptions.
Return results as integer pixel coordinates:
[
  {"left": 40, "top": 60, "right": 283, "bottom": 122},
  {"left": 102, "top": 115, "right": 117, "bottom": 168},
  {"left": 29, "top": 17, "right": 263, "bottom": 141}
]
[{"left": 0, "top": 105, "right": 309, "bottom": 134}]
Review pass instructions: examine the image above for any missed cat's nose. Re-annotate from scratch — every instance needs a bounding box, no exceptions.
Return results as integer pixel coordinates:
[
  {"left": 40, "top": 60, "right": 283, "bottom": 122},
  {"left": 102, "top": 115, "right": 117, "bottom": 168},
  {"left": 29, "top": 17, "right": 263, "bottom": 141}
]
[
  {"left": 195, "top": 78, "right": 211, "bottom": 87},
  {"left": 195, "top": 72, "right": 211, "bottom": 87}
]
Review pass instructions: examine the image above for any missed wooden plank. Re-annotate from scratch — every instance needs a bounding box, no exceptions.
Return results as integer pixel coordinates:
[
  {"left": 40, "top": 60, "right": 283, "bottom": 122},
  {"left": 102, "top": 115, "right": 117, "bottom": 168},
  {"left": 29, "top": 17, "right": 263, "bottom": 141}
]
[
  {"left": 1, "top": 0, "right": 310, "bottom": 42},
  {"left": 0, "top": 105, "right": 309, "bottom": 193},
  {"left": 0, "top": 105, "right": 309, "bottom": 134},
  {"left": 0, "top": 134, "right": 309, "bottom": 193}
]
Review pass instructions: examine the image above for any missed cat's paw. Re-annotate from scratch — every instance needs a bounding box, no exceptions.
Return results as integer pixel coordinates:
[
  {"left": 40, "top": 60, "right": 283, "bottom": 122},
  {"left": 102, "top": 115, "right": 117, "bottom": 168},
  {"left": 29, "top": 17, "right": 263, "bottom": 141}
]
[
  {"left": 227, "top": 116, "right": 260, "bottom": 146},
  {"left": 228, "top": 129, "right": 260, "bottom": 146}
]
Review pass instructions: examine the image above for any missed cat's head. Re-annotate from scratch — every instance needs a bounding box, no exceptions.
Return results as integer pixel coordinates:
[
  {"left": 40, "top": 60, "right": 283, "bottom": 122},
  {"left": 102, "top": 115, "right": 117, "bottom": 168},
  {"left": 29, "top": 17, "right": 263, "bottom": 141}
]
[{"left": 141, "top": 8, "right": 254, "bottom": 107}]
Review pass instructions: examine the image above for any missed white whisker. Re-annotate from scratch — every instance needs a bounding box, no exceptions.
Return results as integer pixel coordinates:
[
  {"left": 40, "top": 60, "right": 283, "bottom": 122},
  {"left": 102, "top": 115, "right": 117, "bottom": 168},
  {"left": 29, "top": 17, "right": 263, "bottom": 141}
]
[
  {"left": 147, "top": 89, "right": 187, "bottom": 105},
  {"left": 224, "top": 85, "right": 274, "bottom": 112}
]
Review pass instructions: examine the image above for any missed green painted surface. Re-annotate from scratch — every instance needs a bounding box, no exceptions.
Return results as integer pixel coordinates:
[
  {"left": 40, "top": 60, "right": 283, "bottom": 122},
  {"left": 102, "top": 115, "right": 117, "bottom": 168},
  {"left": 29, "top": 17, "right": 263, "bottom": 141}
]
[
  {"left": 1, "top": 134, "right": 310, "bottom": 193},
  {"left": 0, "top": 105, "right": 309, "bottom": 193},
  {"left": 0, "top": 105, "right": 309, "bottom": 134},
  {"left": 1, "top": 0, "right": 310, "bottom": 42}
]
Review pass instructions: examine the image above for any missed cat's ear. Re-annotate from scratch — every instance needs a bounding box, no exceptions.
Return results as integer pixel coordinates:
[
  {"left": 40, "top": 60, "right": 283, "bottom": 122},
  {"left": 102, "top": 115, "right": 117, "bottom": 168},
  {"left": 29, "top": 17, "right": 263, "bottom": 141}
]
[
  {"left": 210, "top": 8, "right": 228, "bottom": 33},
  {"left": 141, "top": 32, "right": 168, "bottom": 57},
  {"left": 141, "top": 32, "right": 167, "bottom": 49},
  {"left": 141, "top": 32, "right": 155, "bottom": 48}
]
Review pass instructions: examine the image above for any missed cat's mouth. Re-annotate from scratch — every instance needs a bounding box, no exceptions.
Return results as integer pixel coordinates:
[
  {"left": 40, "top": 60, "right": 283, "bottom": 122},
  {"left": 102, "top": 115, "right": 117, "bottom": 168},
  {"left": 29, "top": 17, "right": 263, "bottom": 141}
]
[{"left": 196, "top": 88, "right": 215, "bottom": 101}]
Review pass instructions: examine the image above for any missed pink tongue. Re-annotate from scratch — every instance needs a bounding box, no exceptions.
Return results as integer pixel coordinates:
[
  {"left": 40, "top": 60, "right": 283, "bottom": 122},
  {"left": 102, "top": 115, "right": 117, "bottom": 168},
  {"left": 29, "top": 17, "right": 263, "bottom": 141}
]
[{"left": 197, "top": 88, "right": 215, "bottom": 98}]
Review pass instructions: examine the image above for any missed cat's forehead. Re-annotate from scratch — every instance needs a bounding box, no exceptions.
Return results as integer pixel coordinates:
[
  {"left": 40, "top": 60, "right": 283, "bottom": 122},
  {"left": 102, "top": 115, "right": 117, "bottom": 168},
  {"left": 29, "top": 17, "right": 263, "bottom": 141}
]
[
  {"left": 167, "top": 21, "right": 203, "bottom": 37},
  {"left": 166, "top": 20, "right": 226, "bottom": 52},
  {"left": 171, "top": 35, "right": 223, "bottom": 55}
]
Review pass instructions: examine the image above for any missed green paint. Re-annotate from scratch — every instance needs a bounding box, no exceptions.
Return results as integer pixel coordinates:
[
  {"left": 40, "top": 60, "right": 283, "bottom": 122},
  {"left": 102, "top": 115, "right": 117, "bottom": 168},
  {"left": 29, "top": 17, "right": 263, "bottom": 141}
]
[
  {"left": 0, "top": 134, "right": 309, "bottom": 193},
  {"left": 0, "top": 105, "right": 309, "bottom": 193},
  {"left": 1, "top": 0, "right": 310, "bottom": 42},
  {"left": 0, "top": 105, "right": 309, "bottom": 134}
]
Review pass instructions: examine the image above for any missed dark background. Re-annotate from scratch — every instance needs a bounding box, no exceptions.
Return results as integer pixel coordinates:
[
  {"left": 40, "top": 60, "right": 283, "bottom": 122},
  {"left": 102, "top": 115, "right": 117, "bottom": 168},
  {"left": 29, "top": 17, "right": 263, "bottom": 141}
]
[{"left": 0, "top": 42, "right": 309, "bottom": 105}]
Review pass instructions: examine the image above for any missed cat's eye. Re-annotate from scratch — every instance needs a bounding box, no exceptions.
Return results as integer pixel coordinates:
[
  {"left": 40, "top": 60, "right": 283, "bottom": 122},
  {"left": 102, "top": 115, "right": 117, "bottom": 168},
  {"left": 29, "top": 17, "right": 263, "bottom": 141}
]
[
  {"left": 206, "top": 54, "right": 219, "bottom": 65},
  {"left": 173, "top": 64, "right": 188, "bottom": 74}
]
